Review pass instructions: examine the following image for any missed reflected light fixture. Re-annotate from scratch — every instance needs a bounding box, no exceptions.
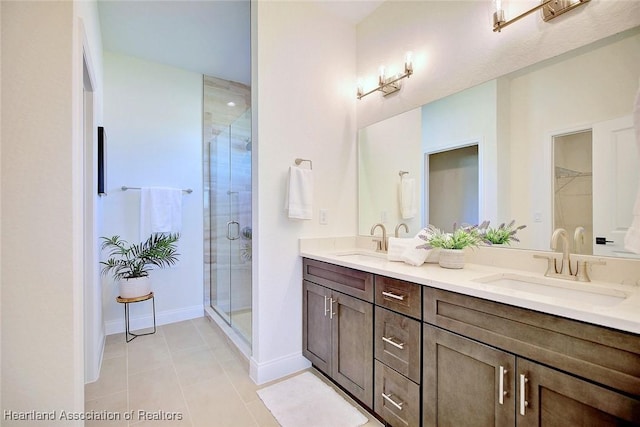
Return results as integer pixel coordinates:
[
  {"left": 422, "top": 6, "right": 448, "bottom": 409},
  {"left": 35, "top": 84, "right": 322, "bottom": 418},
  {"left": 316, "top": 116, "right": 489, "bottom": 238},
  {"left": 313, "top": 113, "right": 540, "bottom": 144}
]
[
  {"left": 357, "top": 52, "right": 413, "bottom": 100},
  {"left": 493, "top": 0, "right": 590, "bottom": 32}
]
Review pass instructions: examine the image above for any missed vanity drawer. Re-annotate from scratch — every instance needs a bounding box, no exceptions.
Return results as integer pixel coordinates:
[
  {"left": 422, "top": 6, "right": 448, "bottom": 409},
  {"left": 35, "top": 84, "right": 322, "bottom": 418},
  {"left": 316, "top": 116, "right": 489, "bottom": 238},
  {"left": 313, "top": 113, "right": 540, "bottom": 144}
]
[
  {"left": 423, "top": 287, "right": 640, "bottom": 396},
  {"left": 375, "top": 276, "right": 422, "bottom": 319},
  {"left": 303, "top": 258, "right": 373, "bottom": 302},
  {"left": 374, "top": 360, "right": 420, "bottom": 427},
  {"left": 374, "top": 307, "right": 421, "bottom": 383}
]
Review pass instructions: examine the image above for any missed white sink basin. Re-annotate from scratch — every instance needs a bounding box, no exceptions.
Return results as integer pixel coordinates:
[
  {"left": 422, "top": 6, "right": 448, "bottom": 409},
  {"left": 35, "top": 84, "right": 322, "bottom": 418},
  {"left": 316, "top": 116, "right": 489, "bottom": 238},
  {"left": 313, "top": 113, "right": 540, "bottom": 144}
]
[
  {"left": 333, "top": 250, "right": 388, "bottom": 262},
  {"left": 473, "top": 273, "right": 628, "bottom": 307}
]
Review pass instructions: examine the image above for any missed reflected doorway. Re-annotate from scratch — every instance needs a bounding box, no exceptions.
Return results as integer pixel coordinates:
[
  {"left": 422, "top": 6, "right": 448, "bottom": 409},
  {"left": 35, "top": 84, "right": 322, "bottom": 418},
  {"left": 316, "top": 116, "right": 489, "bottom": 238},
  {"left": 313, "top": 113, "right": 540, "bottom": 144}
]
[
  {"left": 426, "top": 144, "right": 479, "bottom": 231},
  {"left": 553, "top": 130, "right": 593, "bottom": 255}
]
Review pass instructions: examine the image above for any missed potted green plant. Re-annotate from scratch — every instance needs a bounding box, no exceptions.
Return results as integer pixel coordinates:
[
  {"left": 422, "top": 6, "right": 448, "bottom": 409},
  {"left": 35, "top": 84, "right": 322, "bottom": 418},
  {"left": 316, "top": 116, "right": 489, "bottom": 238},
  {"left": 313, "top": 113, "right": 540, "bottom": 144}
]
[
  {"left": 100, "top": 233, "right": 180, "bottom": 298},
  {"left": 479, "top": 220, "right": 526, "bottom": 245},
  {"left": 417, "top": 223, "right": 485, "bottom": 269}
]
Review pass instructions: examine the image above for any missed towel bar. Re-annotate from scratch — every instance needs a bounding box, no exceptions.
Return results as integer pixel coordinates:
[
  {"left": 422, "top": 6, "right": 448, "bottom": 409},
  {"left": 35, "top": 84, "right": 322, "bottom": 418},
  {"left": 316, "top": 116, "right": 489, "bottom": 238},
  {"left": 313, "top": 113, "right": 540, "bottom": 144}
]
[
  {"left": 121, "top": 186, "right": 193, "bottom": 194},
  {"left": 294, "top": 158, "right": 313, "bottom": 169}
]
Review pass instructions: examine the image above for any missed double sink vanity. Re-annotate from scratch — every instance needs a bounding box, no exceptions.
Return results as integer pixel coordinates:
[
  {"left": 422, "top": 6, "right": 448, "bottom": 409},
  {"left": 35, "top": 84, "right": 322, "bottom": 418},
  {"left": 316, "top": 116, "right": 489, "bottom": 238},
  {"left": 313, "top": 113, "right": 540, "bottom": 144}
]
[{"left": 300, "top": 237, "right": 640, "bottom": 426}]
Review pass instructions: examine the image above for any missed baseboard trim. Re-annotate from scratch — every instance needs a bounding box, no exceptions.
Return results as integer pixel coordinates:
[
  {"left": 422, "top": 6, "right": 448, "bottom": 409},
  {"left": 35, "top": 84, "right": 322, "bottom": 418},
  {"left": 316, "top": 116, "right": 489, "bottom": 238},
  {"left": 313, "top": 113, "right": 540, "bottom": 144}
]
[
  {"left": 85, "top": 333, "right": 105, "bottom": 384},
  {"left": 250, "top": 352, "right": 311, "bottom": 385},
  {"left": 104, "top": 304, "right": 204, "bottom": 335}
]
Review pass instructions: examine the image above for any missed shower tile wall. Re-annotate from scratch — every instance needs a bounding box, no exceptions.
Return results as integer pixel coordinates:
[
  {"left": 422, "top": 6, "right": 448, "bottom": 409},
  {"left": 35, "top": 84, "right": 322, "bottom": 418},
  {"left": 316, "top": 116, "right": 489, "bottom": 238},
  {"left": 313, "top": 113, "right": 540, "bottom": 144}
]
[{"left": 203, "top": 76, "right": 250, "bottom": 310}]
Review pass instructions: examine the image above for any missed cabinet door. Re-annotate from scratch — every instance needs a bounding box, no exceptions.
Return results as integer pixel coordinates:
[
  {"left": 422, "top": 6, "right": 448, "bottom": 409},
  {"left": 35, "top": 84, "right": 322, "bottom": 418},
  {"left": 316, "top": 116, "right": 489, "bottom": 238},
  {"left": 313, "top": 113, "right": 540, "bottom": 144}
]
[
  {"left": 423, "top": 325, "right": 516, "bottom": 427},
  {"left": 517, "top": 358, "right": 640, "bottom": 427},
  {"left": 332, "top": 290, "right": 374, "bottom": 408},
  {"left": 302, "top": 280, "right": 331, "bottom": 374}
]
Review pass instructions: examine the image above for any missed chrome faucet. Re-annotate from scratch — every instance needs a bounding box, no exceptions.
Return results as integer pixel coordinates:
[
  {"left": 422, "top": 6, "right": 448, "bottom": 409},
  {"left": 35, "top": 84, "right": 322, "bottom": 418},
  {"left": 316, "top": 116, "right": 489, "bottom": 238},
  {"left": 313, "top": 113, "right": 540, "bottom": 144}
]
[
  {"left": 370, "top": 223, "right": 388, "bottom": 252},
  {"left": 394, "top": 223, "right": 409, "bottom": 238},
  {"left": 551, "top": 228, "right": 573, "bottom": 277},
  {"left": 535, "top": 227, "right": 606, "bottom": 282}
]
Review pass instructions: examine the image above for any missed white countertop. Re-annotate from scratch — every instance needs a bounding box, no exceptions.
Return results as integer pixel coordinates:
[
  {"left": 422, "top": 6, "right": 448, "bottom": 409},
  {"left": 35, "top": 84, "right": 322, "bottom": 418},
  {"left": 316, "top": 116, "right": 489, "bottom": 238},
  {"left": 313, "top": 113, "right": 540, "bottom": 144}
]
[{"left": 300, "top": 242, "right": 640, "bottom": 335}]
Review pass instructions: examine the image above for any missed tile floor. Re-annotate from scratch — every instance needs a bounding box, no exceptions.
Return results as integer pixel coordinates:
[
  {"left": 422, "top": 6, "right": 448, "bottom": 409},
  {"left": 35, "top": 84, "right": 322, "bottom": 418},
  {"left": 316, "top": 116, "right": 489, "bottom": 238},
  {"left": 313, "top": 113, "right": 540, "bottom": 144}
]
[{"left": 85, "top": 316, "right": 382, "bottom": 427}]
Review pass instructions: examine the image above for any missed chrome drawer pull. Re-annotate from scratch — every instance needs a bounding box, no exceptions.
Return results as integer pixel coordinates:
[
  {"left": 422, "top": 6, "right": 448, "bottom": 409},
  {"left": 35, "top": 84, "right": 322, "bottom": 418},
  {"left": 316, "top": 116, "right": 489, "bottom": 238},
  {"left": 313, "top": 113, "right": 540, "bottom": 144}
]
[
  {"left": 382, "top": 392, "right": 404, "bottom": 411},
  {"left": 324, "top": 295, "right": 329, "bottom": 317},
  {"left": 382, "top": 336, "right": 405, "bottom": 350},
  {"left": 382, "top": 291, "right": 405, "bottom": 301},
  {"left": 499, "top": 366, "right": 508, "bottom": 405},
  {"left": 329, "top": 297, "right": 336, "bottom": 320},
  {"left": 519, "top": 374, "right": 529, "bottom": 416}
]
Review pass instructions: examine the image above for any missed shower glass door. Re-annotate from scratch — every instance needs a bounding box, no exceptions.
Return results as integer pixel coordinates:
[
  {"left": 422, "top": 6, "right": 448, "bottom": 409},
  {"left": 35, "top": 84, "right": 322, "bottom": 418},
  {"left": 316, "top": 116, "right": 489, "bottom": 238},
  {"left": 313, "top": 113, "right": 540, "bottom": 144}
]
[{"left": 209, "top": 108, "right": 252, "bottom": 344}]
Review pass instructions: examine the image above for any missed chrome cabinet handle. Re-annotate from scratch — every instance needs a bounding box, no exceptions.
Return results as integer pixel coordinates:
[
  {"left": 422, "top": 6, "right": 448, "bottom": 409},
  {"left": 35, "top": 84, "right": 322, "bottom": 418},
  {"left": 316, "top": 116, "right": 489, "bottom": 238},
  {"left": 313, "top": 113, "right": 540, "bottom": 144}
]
[
  {"left": 329, "top": 298, "right": 336, "bottom": 319},
  {"left": 519, "top": 374, "right": 529, "bottom": 416},
  {"left": 382, "top": 336, "right": 405, "bottom": 350},
  {"left": 382, "top": 291, "right": 405, "bottom": 301},
  {"left": 324, "top": 295, "right": 329, "bottom": 317},
  {"left": 499, "top": 366, "right": 508, "bottom": 405},
  {"left": 382, "top": 392, "right": 404, "bottom": 411}
]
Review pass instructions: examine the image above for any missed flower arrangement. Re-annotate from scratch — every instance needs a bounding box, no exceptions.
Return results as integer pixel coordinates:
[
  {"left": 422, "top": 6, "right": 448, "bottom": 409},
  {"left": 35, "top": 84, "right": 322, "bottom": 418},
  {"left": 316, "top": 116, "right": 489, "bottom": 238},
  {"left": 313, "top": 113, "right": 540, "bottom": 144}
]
[
  {"left": 479, "top": 220, "right": 526, "bottom": 245},
  {"left": 416, "top": 223, "right": 486, "bottom": 250}
]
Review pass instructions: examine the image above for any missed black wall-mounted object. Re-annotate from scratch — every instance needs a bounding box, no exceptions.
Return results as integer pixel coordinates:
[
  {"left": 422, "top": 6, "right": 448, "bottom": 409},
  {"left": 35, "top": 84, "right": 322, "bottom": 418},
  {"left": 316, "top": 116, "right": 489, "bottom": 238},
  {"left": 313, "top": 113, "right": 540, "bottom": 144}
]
[{"left": 98, "top": 126, "right": 106, "bottom": 196}]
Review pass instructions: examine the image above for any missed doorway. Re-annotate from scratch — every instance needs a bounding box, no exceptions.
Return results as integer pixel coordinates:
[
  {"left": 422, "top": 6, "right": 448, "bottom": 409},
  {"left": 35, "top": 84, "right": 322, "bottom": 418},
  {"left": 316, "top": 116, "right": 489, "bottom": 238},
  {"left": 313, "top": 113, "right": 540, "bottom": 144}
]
[
  {"left": 553, "top": 130, "right": 593, "bottom": 255},
  {"left": 426, "top": 144, "right": 479, "bottom": 231}
]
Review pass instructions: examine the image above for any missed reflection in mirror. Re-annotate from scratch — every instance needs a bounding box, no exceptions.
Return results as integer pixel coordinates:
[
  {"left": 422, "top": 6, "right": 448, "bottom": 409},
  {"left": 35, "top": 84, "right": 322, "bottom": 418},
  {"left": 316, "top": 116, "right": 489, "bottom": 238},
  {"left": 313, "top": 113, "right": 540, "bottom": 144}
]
[
  {"left": 553, "top": 131, "right": 593, "bottom": 255},
  {"left": 357, "top": 26, "right": 640, "bottom": 258},
  {"left": 358, "top": 108, "right": 422, "bottom": 237},
  {"left": 428, "top": 145, "right": 479, "bottom": 232}
]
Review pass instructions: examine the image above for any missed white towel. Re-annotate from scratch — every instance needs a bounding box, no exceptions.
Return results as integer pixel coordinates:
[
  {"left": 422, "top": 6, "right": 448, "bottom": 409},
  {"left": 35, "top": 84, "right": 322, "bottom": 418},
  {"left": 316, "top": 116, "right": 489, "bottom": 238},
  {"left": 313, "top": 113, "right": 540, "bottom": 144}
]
[
  {"left": 624, "top": 85, "right": 640, "bottom": 254},
  {"left": 140, "top": 187, "right": 182, "bottom": 240},
  {"left": 285, "top": 166, "right": 313, "bottom": 220},
  {"left": 399, "top": 178, "right": 417, "bottom": 219},
  {"left": 387, "top": 237, "right": 413, "bottom": 261},
  {"left": 400, "top": 229, "right": 433, "bottom": 266}
]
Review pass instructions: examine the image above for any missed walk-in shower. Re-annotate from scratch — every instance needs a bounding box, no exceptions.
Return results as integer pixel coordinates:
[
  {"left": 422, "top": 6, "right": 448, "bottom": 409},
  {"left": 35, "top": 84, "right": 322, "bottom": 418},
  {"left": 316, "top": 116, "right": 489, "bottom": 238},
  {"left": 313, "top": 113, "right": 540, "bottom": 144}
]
[{"left": 203, "top": 75, "right": 252, "bottom": 350}]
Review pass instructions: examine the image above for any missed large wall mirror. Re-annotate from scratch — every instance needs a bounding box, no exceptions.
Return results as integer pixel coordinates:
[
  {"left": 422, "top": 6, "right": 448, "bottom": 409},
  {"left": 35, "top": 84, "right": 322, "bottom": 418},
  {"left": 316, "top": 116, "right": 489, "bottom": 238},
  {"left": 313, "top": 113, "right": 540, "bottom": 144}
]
[{"left": 358, "top": 26, "right": 640, "bottom": 259}]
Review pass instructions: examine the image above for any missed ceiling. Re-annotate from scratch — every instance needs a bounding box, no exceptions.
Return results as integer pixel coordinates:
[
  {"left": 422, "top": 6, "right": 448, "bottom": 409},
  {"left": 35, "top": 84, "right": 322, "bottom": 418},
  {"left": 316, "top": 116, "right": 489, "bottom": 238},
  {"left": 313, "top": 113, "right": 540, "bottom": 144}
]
[{"left": 98, "top": 0, "right": 384, "bottom": 86}]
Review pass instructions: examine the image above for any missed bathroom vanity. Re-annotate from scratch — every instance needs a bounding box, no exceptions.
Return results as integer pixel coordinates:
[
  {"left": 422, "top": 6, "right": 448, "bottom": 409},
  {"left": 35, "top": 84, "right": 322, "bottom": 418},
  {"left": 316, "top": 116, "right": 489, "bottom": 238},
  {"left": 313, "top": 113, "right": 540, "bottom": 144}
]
[{"left": 301, "top": 242, "right": 640, "bottom": 427}]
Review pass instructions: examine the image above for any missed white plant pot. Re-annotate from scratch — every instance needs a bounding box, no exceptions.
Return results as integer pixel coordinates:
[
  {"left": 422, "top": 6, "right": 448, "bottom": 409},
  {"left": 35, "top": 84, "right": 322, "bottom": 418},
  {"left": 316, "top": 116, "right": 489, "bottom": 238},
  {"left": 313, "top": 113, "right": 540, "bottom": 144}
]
[
  {"left": 438, "top": 249, "right": 465, "bottom": 269},
  {"left": 118, "top": 276, "right": 151, "bottom": 299}
]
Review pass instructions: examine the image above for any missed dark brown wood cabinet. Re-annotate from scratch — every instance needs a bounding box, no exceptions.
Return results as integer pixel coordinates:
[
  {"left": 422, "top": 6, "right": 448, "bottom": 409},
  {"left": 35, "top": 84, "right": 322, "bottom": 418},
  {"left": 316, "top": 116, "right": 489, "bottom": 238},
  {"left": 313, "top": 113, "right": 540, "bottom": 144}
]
[
  {"left": 374, "top": 276, "right": 422, "bottom": 427},
  {"left": 302, "top": 259, "right": 374, "bottom": 407},
  {"left": 423, "top": 288, "right": 640, "bottom": 427},
  {"left": 517, "top": 358, "right": 639, "bottom": 427},
  {"left": 423, "top": 324, "right": 516, "bottom": 427},
  {"left": 302, "top": 258, "right": 640, "bottom": 426}
]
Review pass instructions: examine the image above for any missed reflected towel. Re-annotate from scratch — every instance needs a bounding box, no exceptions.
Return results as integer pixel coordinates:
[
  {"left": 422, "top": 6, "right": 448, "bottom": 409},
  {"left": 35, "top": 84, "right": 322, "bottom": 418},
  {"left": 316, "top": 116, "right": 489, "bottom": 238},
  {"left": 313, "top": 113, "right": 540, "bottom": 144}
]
[
  {"left": 140, "top": 187, "right": 182, "bottom": 240},
  {"left": 285, "top": 166, "right": 313, "bottom": 220},
  {"left": 400, "top": 228, "right": 433, "bottom": 266},
  {"left": 624, "top": 86, "right": 640, "bottom": 254},
  {"left": 399, "top": 178, "right": 417, "bottom": 219},
  {"left": 387, "top": 237, "right": 413, "bottom": 261}
]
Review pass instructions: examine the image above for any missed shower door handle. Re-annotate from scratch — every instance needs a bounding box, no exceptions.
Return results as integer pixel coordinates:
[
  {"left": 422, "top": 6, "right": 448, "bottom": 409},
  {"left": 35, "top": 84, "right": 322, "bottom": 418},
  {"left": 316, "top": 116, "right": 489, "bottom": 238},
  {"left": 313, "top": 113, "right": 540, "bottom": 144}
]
[{"left": 227, "top": 221, "right": 240, "bottom": 240}]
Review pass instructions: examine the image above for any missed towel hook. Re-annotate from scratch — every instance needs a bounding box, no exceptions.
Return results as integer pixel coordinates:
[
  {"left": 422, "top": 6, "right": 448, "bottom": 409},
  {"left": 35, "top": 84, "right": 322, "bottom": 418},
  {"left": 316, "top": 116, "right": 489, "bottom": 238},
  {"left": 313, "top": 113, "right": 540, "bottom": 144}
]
[
  {"left": 295, "top": 158, "right": 313, "bottom": 170},
  {"left": 399, "top": 171, "right": 409, "bottom": 179}
]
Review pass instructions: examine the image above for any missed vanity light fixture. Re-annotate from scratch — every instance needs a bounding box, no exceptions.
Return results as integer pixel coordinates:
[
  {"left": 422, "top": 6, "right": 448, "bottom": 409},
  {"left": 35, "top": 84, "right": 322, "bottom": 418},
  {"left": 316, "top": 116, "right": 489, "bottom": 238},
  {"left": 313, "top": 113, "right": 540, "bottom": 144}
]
[
  {"left": 493, "top": 0, "right": 590, "bottom": 32},
  {"left": 357, "top": 52, "right": 413, "bottom": 100}
]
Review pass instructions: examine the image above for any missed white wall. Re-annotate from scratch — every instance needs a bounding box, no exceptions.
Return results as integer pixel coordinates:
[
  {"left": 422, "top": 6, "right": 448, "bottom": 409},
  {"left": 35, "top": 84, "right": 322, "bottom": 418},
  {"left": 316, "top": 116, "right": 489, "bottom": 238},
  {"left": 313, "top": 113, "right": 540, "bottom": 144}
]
[
  {"left": 102, "top": 52, "right": 204, "bottom": 333},
  {"left": 75, "top": 0, "right": 106, "bottom": 385},
  {"left": 0, "top": 0, "right": 103, "bottom": 421},
  {"left": 356, "top": 0, "right": 640, "bottom": 128},
  {"left": 252, "top": 1, "right": 358, "bottom": 383}
]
